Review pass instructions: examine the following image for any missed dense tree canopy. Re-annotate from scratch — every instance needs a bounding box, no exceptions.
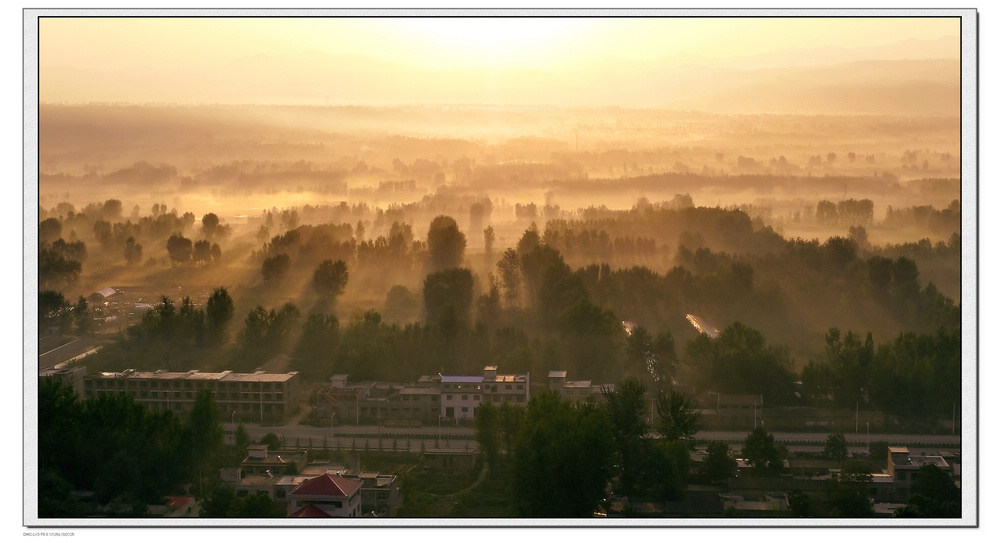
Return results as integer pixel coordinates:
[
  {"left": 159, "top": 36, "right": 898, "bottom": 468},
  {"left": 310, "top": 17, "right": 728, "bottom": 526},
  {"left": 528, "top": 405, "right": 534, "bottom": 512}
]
[
  {"left": 511, "top": 391, "right": 615, "bottom": 517},
  {"left": 426, "top": 215, "right": 467, "bottom": 272}
]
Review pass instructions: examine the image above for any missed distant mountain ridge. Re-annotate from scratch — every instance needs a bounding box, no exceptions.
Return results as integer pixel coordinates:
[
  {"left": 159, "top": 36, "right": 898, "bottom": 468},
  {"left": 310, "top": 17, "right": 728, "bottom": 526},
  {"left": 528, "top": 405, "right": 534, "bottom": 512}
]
[{"left": 40, "top": 37, "right": 960, "bottom": 115}]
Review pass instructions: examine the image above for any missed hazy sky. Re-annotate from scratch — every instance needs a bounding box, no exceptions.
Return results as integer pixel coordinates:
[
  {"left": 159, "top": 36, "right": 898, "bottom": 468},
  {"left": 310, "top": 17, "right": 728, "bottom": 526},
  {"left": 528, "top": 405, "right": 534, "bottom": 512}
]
[{"left": 37, "top": 15, "right": 961, "bottom": 105}]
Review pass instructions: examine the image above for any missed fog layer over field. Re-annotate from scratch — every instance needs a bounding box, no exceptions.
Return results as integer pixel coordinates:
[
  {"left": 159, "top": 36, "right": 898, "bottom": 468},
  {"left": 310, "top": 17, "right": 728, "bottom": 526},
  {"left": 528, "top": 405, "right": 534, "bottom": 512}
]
[{"left": 38, "top": 102, "right": 960, "bottom": 369}]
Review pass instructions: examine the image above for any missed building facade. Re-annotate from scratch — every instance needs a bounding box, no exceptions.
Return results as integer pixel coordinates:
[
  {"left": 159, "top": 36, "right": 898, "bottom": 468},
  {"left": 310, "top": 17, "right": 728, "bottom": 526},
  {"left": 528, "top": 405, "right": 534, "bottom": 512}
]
[{"left": 82, "top": 369, "right": 301, "bottom": 423}]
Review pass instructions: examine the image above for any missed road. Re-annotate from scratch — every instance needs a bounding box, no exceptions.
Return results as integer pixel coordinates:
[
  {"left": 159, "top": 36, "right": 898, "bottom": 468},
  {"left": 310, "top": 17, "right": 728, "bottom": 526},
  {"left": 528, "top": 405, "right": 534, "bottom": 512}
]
[{"left": 230, "top": 423, "right": 962, "bottom": 453}]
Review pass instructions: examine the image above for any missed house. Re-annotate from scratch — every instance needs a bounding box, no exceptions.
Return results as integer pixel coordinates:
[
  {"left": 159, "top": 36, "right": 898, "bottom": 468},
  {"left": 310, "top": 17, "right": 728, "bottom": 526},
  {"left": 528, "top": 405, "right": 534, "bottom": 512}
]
[
  {"left": 886, "top": 446, "right": 954, "bottom": 501},
  {"left": 357, "top": 471, "right": 403, "bottom": 517},
  {"left": 287, "top": 472, "right": 364, "bottom": 517},
  {"left": 548, "top": 370, "right": 613, "bottom": 402},
  {"left": 240, "top": 445, "right": 308, "bottom": 477}
]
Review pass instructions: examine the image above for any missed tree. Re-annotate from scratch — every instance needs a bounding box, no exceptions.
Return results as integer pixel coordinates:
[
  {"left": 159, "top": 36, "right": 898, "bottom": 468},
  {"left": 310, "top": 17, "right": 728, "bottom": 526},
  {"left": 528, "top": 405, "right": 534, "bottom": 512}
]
[
  {"left": 384, "top": 284, "right": 418, "bottom": 322},
  {"left": 868, "top": 441, "right": 889, "bottom": 471},
  {"left": 426, "top": 215, "right": 467, "bottom": 271},
  {"left": 312, "top": 259, "right": 349, "bottom": 300},
  {"left": 261, "top": 253, "right": 291, "bottom": 282},
  {"left": 741, "top": 426, "right": 782, "bottom": 475},
  {"left": 496, "top": 248, "right": 521, "bottom": 308},
  {"left": 193, "top": 239, "right": 213, "bottom": 264},
  {"left": 638, "top": 440, "right": 690, "bottom": 501},
  {"left": 895, "top": 464, "right": 961, "bottom": 518},
  {"left": 205, "top": 287, "right": 235, "bottom": 346},
  {"left": 166, "top": 233, "right": 193, "bottom": 265},
  {"left": 684, "top": 321, "right": 796, "bottom": 404},
  {"left": 602, "top": 378, "right": 650, "bottom": 496},
  {"left": 73, "top": 296, "right": 92, "bottom": 335},
  {"left": 39, "top": 248, "right": 81, "bottom": 290},
  {"left": 201, "top": 212, "right": 220, "bottom": 239},
  {"left": 827, "top": 460, "right": 875, "bottom": 517},
  {"left": 656, "top": 389, "right": 702, "bottom": 443},
  {"left": 483, "top": 225, "right": 495, "bottom": 261},
  {"left": 700, "top": 441, "right": 737, "bottom": 484},
  {"left": 260, "top": 433, "right": 283, "bottom": 451},
  {"left": 511, "top": 391, "right": 615, "bottom": 517},
  {"left": 624, "top": 325, "right": 654, "bottom": 379},
  {"left": 124, "top": 236, "right": 143, "bottom": 264},
  {"left": 422, "top": 267, "right": 474, "bottom": 327},
  {"left": 39, "top": 290, "right": 72, "bottom": 333},
  {"left": 183, "top": 389, "right": 225, "bottom": 479},
  {"left": 292, "top": 313, "right": 340, "bottom": 380},
  {"left": 824, "top": 431, "right": 849, "bottom": 461},
  {"left": 474, "top": 400, "right": 502, "bottom": 468},
  {"left": 39, "top": 217, "right": 62, "bottom": 244},
  {"left": 235, "top": 422, "right": 251, "bottom": 451},
  {"left": 476, "top": 274, "right": 501, "bottom": 327}
]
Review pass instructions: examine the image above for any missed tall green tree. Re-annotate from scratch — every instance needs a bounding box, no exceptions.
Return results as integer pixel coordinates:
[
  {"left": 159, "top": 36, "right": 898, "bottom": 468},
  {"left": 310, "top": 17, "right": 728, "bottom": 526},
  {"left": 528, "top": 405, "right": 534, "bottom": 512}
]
[
  {"left": 474, "top": 400, "right": 502, "bottom": 469},
  {"left": 166, "top": 233, "right": 193, "bottom": 265},
  {"left": 261, "top": 253, "right": 291, "bottom": 282},
  {"left": 895, "top": 464, "right": 961, "bottom": 518},
  {"left": 205, "top": 287, "right": 235, "bottom": 345},
  {"left": 602, "top": 378, "right": 650, "bottom": 496},
  {"left": 824, "top": 431, "right": 849, "bottom": 462},
  {"left": 827, "top": 460, "right": 875, "bottom": 517},
  {"left": 312, "top": 259, "right": 350, "bottom": 300},
  {"left": 496, "top": 248, "right": 521, "bottom": 308},
  {"left": 184, "top": 389, "right": 225, "bottom": 480},
  {"left": 426, "top": 215, "right": 467, "bottom": 272},
  {"left": 511, "top": 391, "right": 614, "bottom": 517},
  {"left": 700, "top": 440, "right": 737, "bottom": 484},
  {"left": 423, "top": 267, "right": 474, "bottom": 327},
  {"left": 656, "top": 389, "right": 701, "bottom": 443},
  {"left": 742, "top": 426, "right": 783, "bottom": 475}
]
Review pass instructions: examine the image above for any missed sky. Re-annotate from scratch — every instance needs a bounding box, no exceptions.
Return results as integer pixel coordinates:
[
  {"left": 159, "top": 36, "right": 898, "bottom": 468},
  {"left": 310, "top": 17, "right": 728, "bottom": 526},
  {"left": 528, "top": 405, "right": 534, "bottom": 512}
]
[{"left": 36, "top": 15, "right": 961, "bottom": 105}]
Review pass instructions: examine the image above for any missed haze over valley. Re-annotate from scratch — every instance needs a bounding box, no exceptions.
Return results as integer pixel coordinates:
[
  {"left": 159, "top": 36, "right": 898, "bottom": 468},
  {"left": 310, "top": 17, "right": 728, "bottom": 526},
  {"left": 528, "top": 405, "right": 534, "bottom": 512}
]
[{"left": 33, "top": 15, "right": 969, "bottom": 521}]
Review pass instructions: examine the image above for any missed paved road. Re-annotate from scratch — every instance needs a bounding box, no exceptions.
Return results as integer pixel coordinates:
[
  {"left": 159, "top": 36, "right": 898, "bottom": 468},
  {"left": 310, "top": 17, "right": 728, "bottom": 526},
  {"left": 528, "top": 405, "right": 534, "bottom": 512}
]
[{"left": 230, "top": 423, "right": 961, "bottom": 452}]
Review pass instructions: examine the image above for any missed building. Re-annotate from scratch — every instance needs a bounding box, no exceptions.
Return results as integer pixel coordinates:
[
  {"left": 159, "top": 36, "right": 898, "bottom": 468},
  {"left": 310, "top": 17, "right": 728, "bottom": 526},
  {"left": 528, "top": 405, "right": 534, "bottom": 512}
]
[
  {"left": 548, "top": 370, "right": 614, "bottom": 402},
  {"left": 716, "top": 393, "right": 764, "bottom": 427},
  {"left": 886, "top": 446, "right": 954, "bottom": 501},
  {"left": 287, "top": 472, "right": 364, "bottom": 518},
  {"left": 82, "top": 369, "right": 301, "bottom": 423},
  {"left": 357, "top": 471, "right": 402, "bottom": 516},
  {"left": 39, "top": 365, "right": 87, "bottom": 397},
  {"left": 239, "top": 445, "right": 308, "bottom": 477},
  {"left": 314, "top": 366, "right": 529, "bottom": 425},
  {"left": 440, "top": 375, "right": 485, "bottom": 422}
]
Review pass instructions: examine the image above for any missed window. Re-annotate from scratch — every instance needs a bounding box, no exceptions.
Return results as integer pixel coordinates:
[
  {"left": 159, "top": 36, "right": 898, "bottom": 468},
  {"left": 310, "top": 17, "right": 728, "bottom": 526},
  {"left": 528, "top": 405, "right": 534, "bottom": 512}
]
[
  {"left": 461, "top": 407, "right": 468, "bottom": 413},
  {"left": 447, "top": 395, "right": 453, "bottom": 400},
  {"left": 462, "top": 395, "right": 468, "bottom": 401},
  {"left": 517, "top": 385, "right": 523, "bottom": 390},
  {"left": 473, "top": 395, "right": 480, "bottom": 401}
]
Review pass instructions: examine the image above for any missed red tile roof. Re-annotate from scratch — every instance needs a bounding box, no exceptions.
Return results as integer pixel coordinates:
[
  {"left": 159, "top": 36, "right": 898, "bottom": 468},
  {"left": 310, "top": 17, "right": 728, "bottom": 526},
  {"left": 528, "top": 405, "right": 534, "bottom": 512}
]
[
  {"left": 290, "top": 472, "right": 362, "bottom": 498},
  {"left": 289, "top": 504, "right": 332, "bottom": 518}
]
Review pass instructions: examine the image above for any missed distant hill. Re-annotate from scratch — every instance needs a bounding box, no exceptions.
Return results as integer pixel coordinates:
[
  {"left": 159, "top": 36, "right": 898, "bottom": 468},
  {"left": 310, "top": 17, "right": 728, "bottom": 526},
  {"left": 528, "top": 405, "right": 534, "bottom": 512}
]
[{"left": 40, "top": 37, "right": 960, "bottom": 116}]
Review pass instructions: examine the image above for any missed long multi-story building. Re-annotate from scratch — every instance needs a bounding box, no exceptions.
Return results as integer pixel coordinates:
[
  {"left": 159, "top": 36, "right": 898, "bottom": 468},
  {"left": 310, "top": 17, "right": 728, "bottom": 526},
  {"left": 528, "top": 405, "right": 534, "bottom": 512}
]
[
  {"left": 82, "top": 369, "right": 301, "bottom": 423},
  {"left": 315, "top": 366, "right": 530, "bottom": 425}
]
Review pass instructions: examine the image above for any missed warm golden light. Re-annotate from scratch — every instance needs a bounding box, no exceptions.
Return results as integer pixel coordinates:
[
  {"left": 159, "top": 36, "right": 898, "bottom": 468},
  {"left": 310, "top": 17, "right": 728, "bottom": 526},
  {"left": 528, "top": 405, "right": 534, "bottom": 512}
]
[{"left": 39, "top": 16, "right": 959, "bottom": 106}]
